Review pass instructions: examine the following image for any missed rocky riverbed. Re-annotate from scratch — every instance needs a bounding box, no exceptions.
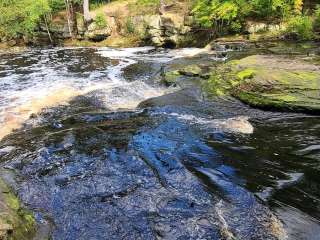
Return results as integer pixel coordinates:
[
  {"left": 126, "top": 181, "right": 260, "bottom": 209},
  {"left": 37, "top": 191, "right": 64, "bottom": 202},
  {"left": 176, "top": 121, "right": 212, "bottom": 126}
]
[{"left": 0, "top": 42, "right": 320, "bottom": 239}]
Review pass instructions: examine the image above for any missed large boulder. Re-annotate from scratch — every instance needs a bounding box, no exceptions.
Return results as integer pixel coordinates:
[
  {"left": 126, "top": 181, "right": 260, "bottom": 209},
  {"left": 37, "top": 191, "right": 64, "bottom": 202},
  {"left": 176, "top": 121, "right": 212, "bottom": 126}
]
[
  {"left": 142, "top": 14, "right": 202, "bottom": 48},
  {"left": 84, "top": 22, "right": 112, "bottom": 42},
  {"left": 206, "top": 55, "right": 320, "bottom": 113},
  {"left": 179, "top": 64, "right": 202, "bottom": 77}
]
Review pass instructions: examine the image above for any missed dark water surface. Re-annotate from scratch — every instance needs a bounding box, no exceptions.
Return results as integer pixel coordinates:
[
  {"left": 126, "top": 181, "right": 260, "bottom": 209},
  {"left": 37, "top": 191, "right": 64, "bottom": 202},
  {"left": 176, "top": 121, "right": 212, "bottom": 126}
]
[{"left": 0, "top": 44, "right": 320, "bottom": 239}]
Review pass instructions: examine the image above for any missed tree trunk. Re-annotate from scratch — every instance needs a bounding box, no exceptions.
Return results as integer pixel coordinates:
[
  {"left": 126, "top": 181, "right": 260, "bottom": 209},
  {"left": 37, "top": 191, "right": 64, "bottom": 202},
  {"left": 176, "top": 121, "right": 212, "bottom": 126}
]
[
  {"left": 70, "top": 0, "right": 78, "bottom": 37},
  {"left": 44, "top": 14, "right": 53, "bottom": 43},
  {"left": 159, "top": 0, "right": 165, "bottom": 15},
  {"left": 64, "top": 0, "right": 78, "bottom": 38},
  {"left": 83, "top": 0, "right": 91, "bottom": 27},
  {"left": 65, "top": 0, "right": 73, "bottom": 37}
]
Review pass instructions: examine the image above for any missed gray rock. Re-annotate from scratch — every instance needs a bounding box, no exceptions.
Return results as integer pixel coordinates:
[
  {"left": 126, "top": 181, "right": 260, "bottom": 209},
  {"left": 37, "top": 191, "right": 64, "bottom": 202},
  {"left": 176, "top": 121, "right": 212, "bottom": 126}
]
[{"left": 84, "top": 22, "right": 112, "bottom": 41}]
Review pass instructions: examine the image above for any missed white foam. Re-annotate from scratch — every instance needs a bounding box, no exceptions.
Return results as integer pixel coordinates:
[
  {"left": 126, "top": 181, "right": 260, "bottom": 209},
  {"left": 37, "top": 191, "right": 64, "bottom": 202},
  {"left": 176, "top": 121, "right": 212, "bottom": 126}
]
[
  {"left": 163, "top": 112, "right": 254, "bottom": 134},
  {"left": 0, "top": 47, "right": 170, "bottom": 139},
  {"left": 0, "top": 46, "right": 226, "bottom": 139}
]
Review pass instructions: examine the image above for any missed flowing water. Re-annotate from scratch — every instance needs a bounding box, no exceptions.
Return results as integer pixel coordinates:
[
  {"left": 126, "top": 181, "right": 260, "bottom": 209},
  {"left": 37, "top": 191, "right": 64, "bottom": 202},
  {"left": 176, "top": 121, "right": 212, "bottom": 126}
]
[{"left": 0, "top": 44, "right": 319, "bottom": 239}]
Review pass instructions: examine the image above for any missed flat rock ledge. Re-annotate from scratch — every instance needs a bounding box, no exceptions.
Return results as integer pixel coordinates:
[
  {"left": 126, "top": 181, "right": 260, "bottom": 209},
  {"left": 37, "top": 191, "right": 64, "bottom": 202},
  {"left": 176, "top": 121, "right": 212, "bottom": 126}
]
[{"left": 206, "top": 55, "right": 320, "bottom": 113}]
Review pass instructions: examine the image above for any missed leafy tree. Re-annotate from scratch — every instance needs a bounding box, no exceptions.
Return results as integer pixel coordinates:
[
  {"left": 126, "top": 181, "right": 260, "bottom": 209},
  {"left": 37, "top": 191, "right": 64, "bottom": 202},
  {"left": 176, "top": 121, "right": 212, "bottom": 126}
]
[
  {"left": 49, "top": 0, "right": 65, "bottom": 12},
  {"left": 95, "top": 11, "right": 107, "bottom": 29},
  {"left": 192, "top": 0, "right": 313, "bottom": 35},
  {"left": 192, "top": 0, "right": 251, "bottom": 33},
  {"left": 0, "top": 0, "right": 51, "bottom": 39}
]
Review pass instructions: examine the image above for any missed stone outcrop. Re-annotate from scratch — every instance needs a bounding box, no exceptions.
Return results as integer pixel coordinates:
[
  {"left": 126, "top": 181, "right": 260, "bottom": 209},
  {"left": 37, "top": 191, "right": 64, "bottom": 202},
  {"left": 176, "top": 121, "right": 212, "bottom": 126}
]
[
  {"left": 245, "top": 21, "right": 285, "bottom": 34},
  {"left": 84, "top": 22, "right": 112, "bottom": 42},
  {"left": 132, "top": 14, "right": 206, "bottom": 48},
  {"left": 205, "top": 55, "right": 320, "bottom": 113}
]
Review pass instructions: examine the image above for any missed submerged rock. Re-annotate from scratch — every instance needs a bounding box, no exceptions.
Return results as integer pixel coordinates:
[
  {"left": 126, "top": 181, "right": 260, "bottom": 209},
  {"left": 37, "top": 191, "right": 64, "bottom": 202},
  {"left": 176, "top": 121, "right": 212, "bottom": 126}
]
[
  {"left": 211, "top": 116, "right": 254, "bottom": 134},
  {"left": 0, "top": 95, "right": 284, "bottom": 239}
]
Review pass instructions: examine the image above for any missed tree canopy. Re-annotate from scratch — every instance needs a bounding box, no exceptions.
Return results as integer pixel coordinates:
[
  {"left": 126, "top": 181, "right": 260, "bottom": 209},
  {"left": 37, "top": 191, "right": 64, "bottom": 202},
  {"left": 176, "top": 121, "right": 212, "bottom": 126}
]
[{"left": 0, "top": 0, "right": 50, "bottom": 39}]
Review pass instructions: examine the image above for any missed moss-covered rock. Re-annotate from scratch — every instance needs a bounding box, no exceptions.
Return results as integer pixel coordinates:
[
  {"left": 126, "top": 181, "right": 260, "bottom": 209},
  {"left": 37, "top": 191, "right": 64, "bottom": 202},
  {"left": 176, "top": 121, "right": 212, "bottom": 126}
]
[
  {"left": 0, "top": 178, "right": 36, "bottom": 240},
  {"left": 162, "top": 70, "right": 181, "bottom": 86},
  {"left": 205, "top": 55, "right": 320, "bottom": 113},
  {"left": 178, "top": 64, "right": 202, "bottom": 77},
  {"left": 162, "top": 64, "right": 209, "bottom": 86},
  {"left": 204, "top": 60, "right": 241, "bottom": 96}
]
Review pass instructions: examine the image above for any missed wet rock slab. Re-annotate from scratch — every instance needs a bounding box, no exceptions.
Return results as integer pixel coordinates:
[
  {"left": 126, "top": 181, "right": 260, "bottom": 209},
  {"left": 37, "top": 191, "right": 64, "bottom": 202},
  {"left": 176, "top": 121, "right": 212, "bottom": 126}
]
[
  {"left": 0, "top": 95, "right": 285, "bottom": 239},
  {"left": 234, "top": 55, "right": 320, "bottom": 113},
  {"left": 204, "top": 54, "right": 320, "bottom": 114}
]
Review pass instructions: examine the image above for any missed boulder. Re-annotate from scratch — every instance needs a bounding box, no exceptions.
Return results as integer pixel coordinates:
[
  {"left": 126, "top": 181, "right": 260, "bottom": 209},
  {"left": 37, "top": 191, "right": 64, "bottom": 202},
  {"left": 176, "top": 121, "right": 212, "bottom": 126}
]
[
  {"left": 206, "top": 55, "right": 320, "bottom": 113},
  {"left": 162, "top": 70, "right": 180, "bottom": 86},
  {"left": 145, "top": 15, "right": 162, "bottom": 29},
  {"left": 84, "top": 22, "right": 112, "bottom": 42},
  {"left": 178, "top": 65, "right": 202, "bottom": 77},
  {"left": 143, "top": 14, "right": 197, "bottom": 48}
]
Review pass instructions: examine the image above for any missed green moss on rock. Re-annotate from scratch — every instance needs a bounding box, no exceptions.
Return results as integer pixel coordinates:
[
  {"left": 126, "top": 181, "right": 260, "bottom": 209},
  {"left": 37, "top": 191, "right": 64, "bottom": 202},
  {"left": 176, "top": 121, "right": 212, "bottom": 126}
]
[
  {"left": 204, "top": 55, "right": 320, "bottom": 113},
  {"left": 237, "top": 69, "right": 256, "bottom": 81},
  {"left": 178, "top": 65, "right": 202, "bottom": 77},
  {"left": 0, "top": 179, "right": 36, "bottom": 240},
  {"left": 162, "top": 70, "right": 181, "bottom": 86}
]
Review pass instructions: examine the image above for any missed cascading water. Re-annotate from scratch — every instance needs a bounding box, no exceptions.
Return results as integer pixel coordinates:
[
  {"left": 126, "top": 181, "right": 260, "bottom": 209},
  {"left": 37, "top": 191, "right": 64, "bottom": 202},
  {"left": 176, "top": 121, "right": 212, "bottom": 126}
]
[{"left": 0, "top": 44, "right": 319, "bottom": 240}]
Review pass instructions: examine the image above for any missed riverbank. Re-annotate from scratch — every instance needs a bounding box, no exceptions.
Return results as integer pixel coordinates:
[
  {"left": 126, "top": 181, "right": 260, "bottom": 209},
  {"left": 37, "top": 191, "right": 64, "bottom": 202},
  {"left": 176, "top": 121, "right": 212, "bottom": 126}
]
[{"left": 1, "top": 0, "right": 319, "bottom": 50}]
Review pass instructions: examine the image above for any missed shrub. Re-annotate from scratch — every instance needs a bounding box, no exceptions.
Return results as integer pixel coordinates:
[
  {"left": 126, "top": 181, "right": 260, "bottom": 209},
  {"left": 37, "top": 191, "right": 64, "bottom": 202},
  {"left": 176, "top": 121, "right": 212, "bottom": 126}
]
[
  {"left": 192, "top": 0, "right": 249, "bottom": 34},
  {"left": 125, "top": 17, "right": 135, "bottom": 34},
  {"left": 95, "top": 12, "right": 107, "bottom": 29},
  {"left": 90, "top": 0, "right": 105, "bottom": 10},
  {"left": 230, "top": 21, "right": 242, "bottom": 33},
  {"left": 314, "top": 5, "right": 320, "bottom": 31},
  {"left": 49, "top": 0, "right": 65, "bottom": 13},
  {"left": 285, "top": 15, "right": 314, "bottom": 40}
]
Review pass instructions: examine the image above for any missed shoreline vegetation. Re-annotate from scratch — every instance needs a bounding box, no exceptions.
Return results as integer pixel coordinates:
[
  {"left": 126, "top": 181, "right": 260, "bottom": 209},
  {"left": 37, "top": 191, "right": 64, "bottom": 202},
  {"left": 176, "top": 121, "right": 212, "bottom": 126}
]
[{"left": 0, "top": 0, "right": 319, "bottom": 49}]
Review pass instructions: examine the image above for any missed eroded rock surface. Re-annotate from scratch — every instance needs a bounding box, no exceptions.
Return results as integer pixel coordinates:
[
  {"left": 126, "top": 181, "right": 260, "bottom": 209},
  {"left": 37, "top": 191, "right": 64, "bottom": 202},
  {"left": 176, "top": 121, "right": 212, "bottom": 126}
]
[
  {"left": 204, "top": 54, "right": 320, "bottom": 113},
  {"left": 0, "top": 95, "right": 285, "bottom": 239}
]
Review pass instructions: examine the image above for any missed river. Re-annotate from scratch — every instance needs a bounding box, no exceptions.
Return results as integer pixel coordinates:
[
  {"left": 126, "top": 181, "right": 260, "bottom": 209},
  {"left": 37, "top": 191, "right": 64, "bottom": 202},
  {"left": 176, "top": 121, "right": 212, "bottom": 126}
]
[{"left": 0, "top": 44, "right": 319, "bottom": 239}]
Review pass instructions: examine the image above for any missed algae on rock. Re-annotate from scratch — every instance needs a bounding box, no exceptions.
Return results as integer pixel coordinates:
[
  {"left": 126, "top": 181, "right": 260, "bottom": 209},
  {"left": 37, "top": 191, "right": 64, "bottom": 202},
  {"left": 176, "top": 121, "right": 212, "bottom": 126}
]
[
  {"left": 205, "top": 55, "right": 320, "bottom": 113},
  {"left": 0, "top": 178, "right": 36, "bottom": 240}
]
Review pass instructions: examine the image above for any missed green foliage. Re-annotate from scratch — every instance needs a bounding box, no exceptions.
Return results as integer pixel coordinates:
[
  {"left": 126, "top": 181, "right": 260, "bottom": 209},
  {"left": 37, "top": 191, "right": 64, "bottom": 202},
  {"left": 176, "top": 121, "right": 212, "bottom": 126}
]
[
  {"left": 90, "top": 0, "right": 106, "bottom": 10},
  {"left": 48, "top": 0, "right": 65, "bottom": 12},
  {"left": 192, "top": 0, "right": 250, "bottom": 32},
  {"left": 0, "top": 0, "right": 51, "bottom": 39},
  {"left": 251, "top": 0, "right": 291, "bottom": 19},
  {"left": 314, "top": 5, "right": 320, "bottom": 30},
  {"left": 137, "top": 0, "right": 160, "bottom": 7},
  {"left": 95, "top": 12, "right": 108, "bottom": 29},
  {"left": 285, "top": 15, "right": 314, "bottom": 40},
  {"left": 192, "top": 0, "right": 310, "bottom": 35},
  {"left": 125, "top": 17, "right": 135, "bottom": 34},
  {"left": 230, "top": 20, "right": 242, "bottom": 33}
]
